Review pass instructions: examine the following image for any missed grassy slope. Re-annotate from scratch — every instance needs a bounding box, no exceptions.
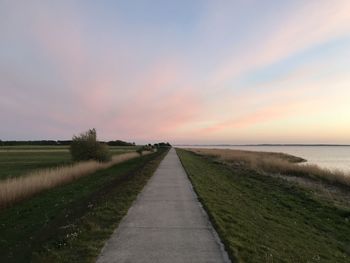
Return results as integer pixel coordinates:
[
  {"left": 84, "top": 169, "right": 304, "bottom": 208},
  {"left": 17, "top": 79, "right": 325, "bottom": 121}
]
[
  {"left": 0, "top": 146, "right": 137, "bottom": 180},
  {"left": 176, "top": 149, "right": 350, "bottom": 263},
  {"left": 0, "top": 149, "right": 167, "bottom": 263}
]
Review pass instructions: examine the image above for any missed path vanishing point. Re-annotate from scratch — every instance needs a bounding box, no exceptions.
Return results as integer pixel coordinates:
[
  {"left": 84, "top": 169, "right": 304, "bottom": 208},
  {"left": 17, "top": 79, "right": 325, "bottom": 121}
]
[{"left": 97, "top": 148, "right": 230, "bottom": 263}]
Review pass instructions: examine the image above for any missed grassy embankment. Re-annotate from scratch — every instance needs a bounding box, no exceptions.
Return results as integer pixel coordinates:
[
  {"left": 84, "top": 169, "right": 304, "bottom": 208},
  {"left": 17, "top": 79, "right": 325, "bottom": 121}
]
[
  {"left": 0, "top": 148, "right": 168, "bottom": 262},
  {"left": 176, "top": 148, "right": 350, "bottom": 262}
]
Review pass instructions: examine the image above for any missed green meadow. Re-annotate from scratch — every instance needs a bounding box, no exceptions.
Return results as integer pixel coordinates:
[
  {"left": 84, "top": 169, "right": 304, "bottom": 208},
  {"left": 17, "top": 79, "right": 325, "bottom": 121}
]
[{"left": 0, "top": 145, "right": 139, "bottom": 180}]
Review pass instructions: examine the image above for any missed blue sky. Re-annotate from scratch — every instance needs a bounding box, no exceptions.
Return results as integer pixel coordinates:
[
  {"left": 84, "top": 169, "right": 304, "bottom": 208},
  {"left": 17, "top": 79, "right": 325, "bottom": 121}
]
[{"left": 1, "top": 0, "right": 350, "bottom": 144}]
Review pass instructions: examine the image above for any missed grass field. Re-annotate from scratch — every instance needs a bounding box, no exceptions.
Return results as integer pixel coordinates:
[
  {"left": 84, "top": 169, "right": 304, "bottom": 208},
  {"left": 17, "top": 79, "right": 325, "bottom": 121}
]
[
  {"left": 176, "top": 149, "right": 350, "bottom": 263},
  {"left": 0, "top": 148, "right": 167, "bottom": 263},
  {"left": 0, "top": 151, "right": 71, "bottom": 180},
  {"left": 0, "top": 145, "right": 138, "bottom": 180}
]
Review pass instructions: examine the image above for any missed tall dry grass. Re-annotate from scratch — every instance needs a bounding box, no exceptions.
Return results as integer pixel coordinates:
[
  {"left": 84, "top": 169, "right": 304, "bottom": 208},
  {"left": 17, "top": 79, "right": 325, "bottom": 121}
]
[
  {"left": 0, "top": 152, "right": 147, "bottom": 208},
  {"left": 188, "top": 148, "right": 350, "bottom": 187}
]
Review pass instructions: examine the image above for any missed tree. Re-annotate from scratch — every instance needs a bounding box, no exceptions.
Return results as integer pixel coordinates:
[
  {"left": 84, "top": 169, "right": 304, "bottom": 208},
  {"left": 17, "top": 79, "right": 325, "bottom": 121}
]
[{"left": 70, "top": 129, "right": 111, "bottom": 162}]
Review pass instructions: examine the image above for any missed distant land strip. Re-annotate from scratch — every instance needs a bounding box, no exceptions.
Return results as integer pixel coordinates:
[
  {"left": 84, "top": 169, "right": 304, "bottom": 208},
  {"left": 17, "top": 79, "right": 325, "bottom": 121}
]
[{"left": 175, "top": 144, "right": 350, "bottom": 147}]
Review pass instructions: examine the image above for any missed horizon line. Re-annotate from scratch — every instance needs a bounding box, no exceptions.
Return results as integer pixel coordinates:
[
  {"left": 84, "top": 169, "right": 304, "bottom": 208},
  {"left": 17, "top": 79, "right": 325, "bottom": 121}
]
[{"left": 175, "top": 144, "right": 350, "bottom": 147}]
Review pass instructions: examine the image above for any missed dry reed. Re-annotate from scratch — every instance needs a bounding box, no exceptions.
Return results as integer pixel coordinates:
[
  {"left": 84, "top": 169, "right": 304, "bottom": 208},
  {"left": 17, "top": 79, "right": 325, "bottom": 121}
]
[
  {"left": 188, "top": 148, "right": 350, "bottom": 187},
  {"left": 0, "top": 152, "right": 148, "bottom": 208}
]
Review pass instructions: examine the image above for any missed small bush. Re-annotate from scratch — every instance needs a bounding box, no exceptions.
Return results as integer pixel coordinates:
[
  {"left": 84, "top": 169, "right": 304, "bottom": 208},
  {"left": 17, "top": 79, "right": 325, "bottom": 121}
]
[
  {"left": 70, "top": 129, "right": 111, "bottom": 162},
  {"left": 136, "top": 145, "right": 156, "bottom": 156},
  {"left": 136, "top": 148, "right": 143, "bottom": 156}
]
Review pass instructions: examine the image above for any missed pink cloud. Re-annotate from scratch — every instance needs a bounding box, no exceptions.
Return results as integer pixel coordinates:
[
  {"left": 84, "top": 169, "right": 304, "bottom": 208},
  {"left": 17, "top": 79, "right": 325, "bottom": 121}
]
[
  {"left": 200, "top": 102, "right": 297, "bottom": 134},
  {"left": 107, "top": 84, "right": 201, "bottom": 140}
]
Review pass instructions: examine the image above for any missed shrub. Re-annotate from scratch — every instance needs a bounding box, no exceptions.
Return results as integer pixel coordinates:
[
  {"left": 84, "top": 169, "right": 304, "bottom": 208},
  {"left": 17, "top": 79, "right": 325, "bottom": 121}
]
[
  {"left": 136, "top": 144, "right": 155, "bottom": 155},
  {"left": 136, "top": 148, "right": 143, "bottom": 156},
  {"left": 70, "top": 129, "right": 111, "bottom": 162},
  {"left": 155, "top": 142, "right": 171, "bottom": 148}
]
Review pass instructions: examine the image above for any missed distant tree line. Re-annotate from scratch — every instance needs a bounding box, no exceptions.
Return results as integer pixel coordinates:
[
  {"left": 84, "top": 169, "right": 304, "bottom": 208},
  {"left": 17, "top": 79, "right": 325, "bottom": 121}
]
[
  {"left": 106, "top": 140, "right": 135, "bottom": 146},
  {"left": 0, "top": 139, "right": 136, "bottom": 146},
  {"left": 136, "top": 142, "right": 171, "bottom": 155},
  {"left": 154, "top": 142, "right": 171, "bottom": 148},
  {"left": 0, "top": 140, "right": 72, "bottom": 146},
  {"left": 0, "top": 140, "right": 171, "bottom": 147}
]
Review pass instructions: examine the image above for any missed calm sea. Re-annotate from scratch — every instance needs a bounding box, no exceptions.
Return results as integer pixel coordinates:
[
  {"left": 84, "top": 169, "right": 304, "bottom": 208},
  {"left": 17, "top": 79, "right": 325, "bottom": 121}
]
[{"left": 178, "top": 145, "right": 350, "bottom": 173}]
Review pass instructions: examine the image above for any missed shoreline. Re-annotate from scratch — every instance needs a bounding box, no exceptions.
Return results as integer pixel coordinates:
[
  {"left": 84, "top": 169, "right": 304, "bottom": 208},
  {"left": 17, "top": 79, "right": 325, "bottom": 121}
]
[{"left": 178, "top": 145, "right": 350, "bottom": 173}]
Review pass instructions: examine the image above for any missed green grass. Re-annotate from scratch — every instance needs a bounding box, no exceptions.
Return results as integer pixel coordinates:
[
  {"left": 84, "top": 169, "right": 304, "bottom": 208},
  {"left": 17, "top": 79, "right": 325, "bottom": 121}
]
[
  {"left": 0, "top": 151, "right": 72, "bottom": 180},
  {"left": 109, "top": 146, "right": 139, "bottom": 154},
  {"left": 0, "top": 149, "right": 167, "bottom": 263},
  {"left": 0, "top": 146, "right": 137, "bottom": 180},
  {"left": 176, "top": 149, "right": 350, "bottom": 263}
]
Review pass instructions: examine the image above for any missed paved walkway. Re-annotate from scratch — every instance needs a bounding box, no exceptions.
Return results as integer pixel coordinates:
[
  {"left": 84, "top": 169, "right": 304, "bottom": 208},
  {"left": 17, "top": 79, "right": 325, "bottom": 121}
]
[{"left": 97, "top": 148, "right": 230, "bottom": 263}]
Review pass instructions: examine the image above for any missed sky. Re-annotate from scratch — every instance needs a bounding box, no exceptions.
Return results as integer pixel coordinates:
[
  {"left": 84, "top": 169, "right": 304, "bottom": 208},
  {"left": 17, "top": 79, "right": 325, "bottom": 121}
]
[{"left": 1, "top": 0, "right": 350, "bottom": 144}]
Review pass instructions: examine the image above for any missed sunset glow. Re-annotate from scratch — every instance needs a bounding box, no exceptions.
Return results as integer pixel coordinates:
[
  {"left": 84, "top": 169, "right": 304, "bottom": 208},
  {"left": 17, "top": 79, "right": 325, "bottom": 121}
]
[{"left": 1, "top": 1, "right": 350, "bottom": 144}]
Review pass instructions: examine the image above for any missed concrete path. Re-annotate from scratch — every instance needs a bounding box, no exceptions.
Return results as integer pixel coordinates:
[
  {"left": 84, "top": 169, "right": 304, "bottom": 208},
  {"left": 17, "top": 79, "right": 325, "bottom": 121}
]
[{"left": 97, "top": 148, "right": 230, "bottom": 263}]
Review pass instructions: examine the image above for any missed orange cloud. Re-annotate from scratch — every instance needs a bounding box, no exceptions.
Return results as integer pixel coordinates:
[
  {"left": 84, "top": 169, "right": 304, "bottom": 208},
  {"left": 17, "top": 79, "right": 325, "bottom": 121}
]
[
  {"left": 201, "top": 102, "right": 297, "bottom": 134},
  {"left": 199, "top": 71, "right": 350, "bottom": 140}
]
